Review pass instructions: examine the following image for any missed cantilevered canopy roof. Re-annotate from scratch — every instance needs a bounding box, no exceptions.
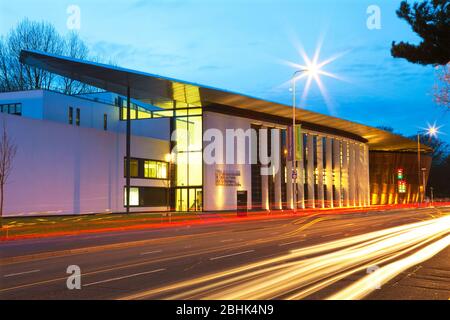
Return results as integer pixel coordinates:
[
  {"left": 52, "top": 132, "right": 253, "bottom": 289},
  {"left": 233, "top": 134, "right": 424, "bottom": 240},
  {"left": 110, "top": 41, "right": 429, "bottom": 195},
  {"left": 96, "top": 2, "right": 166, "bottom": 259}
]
[{"left": 19, "top": 49, "right": 431, "bottom": 153}]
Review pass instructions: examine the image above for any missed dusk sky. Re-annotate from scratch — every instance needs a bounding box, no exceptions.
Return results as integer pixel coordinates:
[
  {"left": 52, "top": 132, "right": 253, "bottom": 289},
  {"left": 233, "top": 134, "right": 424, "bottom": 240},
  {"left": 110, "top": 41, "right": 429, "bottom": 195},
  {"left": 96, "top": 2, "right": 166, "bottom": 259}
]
[{"left": 1, "top": 0, "right": 448, "bottom": 141}]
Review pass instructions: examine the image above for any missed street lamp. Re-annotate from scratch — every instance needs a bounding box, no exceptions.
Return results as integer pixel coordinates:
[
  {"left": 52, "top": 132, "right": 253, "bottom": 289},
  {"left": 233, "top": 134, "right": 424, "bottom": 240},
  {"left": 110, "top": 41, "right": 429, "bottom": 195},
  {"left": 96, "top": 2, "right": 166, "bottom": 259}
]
[
  {"left": 287, "top": 45, "right": 342, "bottom": 210},
  {"left": 164, "top": 153, "right": 174, "bottom": 211},
  {"left": 291, "top": 69, "right": 306, "bottom": 210},
  {"left": 416, "top": 124, "right": 440, "bottom": 204},
  {"left": 291, "top": 66, "right": 323, "bottom": 210}
]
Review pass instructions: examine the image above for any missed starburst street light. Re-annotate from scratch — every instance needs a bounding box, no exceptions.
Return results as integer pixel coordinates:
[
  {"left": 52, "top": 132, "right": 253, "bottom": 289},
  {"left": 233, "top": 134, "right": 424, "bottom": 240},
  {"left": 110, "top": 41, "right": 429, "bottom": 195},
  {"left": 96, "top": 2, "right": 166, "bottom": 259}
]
[
  {"left": 419, "top": 122, "right": 443, "bottom": 139},
  {"left": 285, "top": 41, "right": 346, "bottom": 111},
  {"left": 428, "top": 126, "right": 438, "bottom": 137},
  {"left": 288, "top": 42, "right": 344, "bottom": 210},
  {"left": 424, "top": 123, "right": 442, "bottom": 138},
  {"left": 416, "top": 122, "right": 443, "bottom": 203}
]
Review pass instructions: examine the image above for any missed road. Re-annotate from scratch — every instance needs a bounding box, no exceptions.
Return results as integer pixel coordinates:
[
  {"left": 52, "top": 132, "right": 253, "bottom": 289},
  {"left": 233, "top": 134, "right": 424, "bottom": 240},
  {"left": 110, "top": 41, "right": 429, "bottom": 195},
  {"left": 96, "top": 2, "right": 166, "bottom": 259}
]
[{"left": 1, "top": 206, "right": 449, "bottom": 300}]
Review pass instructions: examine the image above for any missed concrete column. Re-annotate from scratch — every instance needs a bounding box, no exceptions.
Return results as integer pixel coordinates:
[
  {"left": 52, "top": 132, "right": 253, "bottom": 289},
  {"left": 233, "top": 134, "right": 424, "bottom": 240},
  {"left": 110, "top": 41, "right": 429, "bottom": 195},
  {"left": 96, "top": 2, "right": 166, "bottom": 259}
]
[
  {"left": 261, "top": 169, "right": 269, "bottom": 210},
  {"left": 325, "top": 137, "right": 333, "bottom": 207},
  {"left": 317, "top": 136, "right": 325, "bottom": 208},
  {"left": 349, "top": 143, "right": 356, "bottom": 207},
  {"left": 355, "top": 144, "right": 361, "bottom": 207},
  {"left": 333, "top": 139, "right": 342, "bottom": 207},
  {"left": 273, "top": 132, "right": 282, "bottom": 210},
  {"left": 365, "top": 145, "right": 371, "bottom": 206},
  {"left": 260, "top": 127, "right": 269, "bottom": 210},
  {"left": 306, "top": 134, "right": 315, "bottom": 208},
  {"left": 341, "top": 141, "right": 349, "bottom": 206},
  {"left": 360, "top": 144, "right": 367, "bottom": 207},
  {"left": 286, "top": 161, "right": 293, "bottom": 209},
  {"left": 297, "top": 157, "right": 305, "bottom": 209},
  {"left": 274, "top": 163, "right": 282, "bottom": 210}
]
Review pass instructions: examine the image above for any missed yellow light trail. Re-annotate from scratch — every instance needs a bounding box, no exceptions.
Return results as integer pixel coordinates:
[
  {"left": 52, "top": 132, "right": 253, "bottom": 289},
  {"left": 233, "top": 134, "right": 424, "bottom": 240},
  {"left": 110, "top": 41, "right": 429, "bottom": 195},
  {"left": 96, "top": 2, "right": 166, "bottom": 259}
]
[{"left": 120, "top": 215, "right": 450, "bottom": 300}]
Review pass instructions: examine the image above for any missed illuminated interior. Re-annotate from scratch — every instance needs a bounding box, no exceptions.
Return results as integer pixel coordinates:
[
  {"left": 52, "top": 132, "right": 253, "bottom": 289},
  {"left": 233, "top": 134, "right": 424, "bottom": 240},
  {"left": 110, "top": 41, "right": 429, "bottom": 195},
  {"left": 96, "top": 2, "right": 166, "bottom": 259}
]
[{"left": 172, "top": 97, "right": 203, "bottom": 212}]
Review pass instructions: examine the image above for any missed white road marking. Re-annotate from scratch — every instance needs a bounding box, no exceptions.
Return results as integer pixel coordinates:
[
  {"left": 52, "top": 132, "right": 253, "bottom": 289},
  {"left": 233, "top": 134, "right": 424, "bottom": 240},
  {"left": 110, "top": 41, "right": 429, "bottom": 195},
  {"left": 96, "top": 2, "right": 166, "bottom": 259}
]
[
  {"left": 3, "top": 269, "right": 40, "bottom": 278},
  {"left": 140, "top": 250, "right": 162, "bottom": 256},
  {"left": 279, "top": 240, "right": 305, "bottom": 246},
  {"left": 210, "top": 250, "right": 255, "bottom": 261},
  {"left": 83, "top": 268, "right": 165, "bottom": 287}
]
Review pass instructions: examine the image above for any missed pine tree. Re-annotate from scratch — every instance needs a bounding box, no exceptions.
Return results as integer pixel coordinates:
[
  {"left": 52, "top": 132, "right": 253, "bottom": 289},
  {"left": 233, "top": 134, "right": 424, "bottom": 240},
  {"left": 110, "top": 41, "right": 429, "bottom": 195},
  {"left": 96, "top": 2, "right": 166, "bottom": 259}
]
[{"left": 391, "top": 0, "right": 449, "bottom": 66}]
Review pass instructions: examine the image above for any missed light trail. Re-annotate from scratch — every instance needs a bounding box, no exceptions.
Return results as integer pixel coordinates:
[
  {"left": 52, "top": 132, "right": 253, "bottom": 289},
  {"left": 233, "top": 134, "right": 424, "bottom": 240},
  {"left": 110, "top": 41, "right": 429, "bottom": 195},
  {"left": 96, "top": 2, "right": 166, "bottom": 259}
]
[{"left": 120, "top": 214, "right": 450, "bottom": 300}]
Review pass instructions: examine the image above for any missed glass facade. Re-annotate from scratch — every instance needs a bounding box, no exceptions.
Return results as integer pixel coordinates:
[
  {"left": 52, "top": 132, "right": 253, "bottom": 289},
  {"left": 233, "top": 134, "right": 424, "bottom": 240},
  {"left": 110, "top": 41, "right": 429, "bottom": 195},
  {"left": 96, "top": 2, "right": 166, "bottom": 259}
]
[
  {"left": 172, "top": 101, "right": 203, "bottom": 212},
  {"left": 119, "top": 97, "right": 152, "bottom": 120},
  {"left": 120, "top": 92, "right": 204, "bottom": 212}
]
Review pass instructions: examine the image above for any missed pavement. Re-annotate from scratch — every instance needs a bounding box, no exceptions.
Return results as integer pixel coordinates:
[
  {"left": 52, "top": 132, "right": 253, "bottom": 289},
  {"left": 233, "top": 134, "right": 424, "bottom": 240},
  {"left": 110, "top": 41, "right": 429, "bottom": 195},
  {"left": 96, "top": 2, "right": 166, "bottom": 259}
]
[{"left": 0, "top": 206, "right": 449, "bottom": 300}]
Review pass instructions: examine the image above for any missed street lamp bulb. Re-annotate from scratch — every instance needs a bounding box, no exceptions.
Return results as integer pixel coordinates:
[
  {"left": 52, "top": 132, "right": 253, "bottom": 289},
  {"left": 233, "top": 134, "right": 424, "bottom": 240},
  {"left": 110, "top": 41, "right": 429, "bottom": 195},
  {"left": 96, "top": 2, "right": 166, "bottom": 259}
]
[
  {"left": 427, "top": 126, "right": 438, "bottom": 137},
  {"left": 305, "top": 63, "right": 320, "bottom": 77}
]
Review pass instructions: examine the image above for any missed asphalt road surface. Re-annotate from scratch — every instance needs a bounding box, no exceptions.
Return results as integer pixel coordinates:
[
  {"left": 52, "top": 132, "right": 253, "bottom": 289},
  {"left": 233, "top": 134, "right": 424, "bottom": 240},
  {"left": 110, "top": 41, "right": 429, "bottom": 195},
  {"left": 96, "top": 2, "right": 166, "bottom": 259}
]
[{"left": 1, "top": 206, "right": 449, "bottom": 300}]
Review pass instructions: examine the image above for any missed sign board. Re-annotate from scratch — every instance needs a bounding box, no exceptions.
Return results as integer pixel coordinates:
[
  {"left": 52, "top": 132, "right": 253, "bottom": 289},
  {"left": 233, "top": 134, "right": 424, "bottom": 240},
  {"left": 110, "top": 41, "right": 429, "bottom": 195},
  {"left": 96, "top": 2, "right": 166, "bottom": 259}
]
[
  {"left": 287, "top": 124, "right": 303, "bottom": 161},
  {"left": 215, "top": 169, "right": 241, "bottom": 186},
  {"left": 295, "top": 124, "right": 303, "bottom": 161}
]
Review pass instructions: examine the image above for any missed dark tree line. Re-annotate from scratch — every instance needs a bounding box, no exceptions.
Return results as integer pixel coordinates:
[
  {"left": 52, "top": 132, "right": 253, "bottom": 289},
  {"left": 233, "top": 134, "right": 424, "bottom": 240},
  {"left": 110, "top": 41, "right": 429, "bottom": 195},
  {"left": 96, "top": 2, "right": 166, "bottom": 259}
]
[
  {"left": 391, "top": 0, "right": 449, "bottom": 65},
  {"left": 390, "top": 0, "right": 450, "bottom": 197},
  {"left": 391, "top": 0, "right": 450, "bottom": 109},
  {"left": 0, "top": 19, "right": 98, "bottom": 94},
  {"left": 416, "top": 135, "right": 450, "bottom": 199}
]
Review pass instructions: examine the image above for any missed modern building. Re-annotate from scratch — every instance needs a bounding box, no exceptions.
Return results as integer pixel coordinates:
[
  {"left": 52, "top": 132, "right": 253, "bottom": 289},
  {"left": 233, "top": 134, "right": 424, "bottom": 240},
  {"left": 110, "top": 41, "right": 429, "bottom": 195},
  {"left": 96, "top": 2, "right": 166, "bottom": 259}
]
[{"left": 0, "top": 50, "right": 432, "bottom": 216}]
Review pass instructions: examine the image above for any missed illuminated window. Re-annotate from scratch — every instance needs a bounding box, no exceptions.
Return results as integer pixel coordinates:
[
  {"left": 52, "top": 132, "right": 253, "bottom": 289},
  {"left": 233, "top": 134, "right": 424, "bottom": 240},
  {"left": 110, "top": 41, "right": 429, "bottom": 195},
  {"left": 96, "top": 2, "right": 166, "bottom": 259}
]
[
  {"left": 124, "top": 158, "right": 139, "bottom": 178},
  {"left": 124, "top": 187, "right": 139, "bottom": 206},
  {"left": 124, "top": 158, "right": 168, "bottom": 179},
  {"left": 124, "top": 187, "right": 168, "bottom": 207},
  {"left": 144, "top": 160, "right": 168, "bottom": 179}
]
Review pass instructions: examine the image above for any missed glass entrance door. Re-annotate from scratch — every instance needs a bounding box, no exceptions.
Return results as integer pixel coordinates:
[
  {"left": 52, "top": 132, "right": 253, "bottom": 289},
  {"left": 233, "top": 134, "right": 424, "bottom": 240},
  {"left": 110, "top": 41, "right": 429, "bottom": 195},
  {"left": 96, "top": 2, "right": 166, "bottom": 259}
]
[
  {"left": 176, "top": 188, "right": 202, "bottom": 212},
  {"left": 176, "top": 188, "right": 188, "bottom": 212},
  {"left": 189, "top": 188, "right": 202, "bottom": 211}
]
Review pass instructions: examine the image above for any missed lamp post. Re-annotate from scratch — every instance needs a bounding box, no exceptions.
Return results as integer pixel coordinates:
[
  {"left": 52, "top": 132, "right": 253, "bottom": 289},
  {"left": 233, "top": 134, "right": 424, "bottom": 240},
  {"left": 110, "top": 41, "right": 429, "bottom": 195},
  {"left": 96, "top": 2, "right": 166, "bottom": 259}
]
[
  {"left": 165, "top": 153, "right": 173, "bottom": 212},
  {"left": 416, "top": 125, "right": 438, "bottom": 204},
  {"left": 291, "top": 69, "right": 306, "bottom": 211},
  {"left": 287, "top": 47, "right": 339, "bottom": 211},
  {"left": 416, "top": 132, "right": 422, "bottom": 203}
]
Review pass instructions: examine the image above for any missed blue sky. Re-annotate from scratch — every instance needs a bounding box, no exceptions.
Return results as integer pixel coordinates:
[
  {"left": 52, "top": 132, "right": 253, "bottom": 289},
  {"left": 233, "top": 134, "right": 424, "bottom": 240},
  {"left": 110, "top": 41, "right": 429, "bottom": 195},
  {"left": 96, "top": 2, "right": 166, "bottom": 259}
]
[{"left": 1, "top": 0, "right": 448, "bottom": 141}]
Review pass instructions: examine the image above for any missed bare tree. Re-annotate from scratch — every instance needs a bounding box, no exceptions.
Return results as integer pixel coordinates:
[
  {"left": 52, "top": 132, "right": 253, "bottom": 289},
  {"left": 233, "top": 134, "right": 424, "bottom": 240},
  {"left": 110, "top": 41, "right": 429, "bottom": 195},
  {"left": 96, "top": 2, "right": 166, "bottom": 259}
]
[
  {"left": 0, "top": 19, "right": 99, "bottom": 94},
  {"left": 434, "top": 64, "right": 450, "bottom": 108},
  {"left": 60, "top": 32, "right": 90, "bottom": 95},
  {"left": 0, "top": 117, "right": 17, "bottom": 228}
]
